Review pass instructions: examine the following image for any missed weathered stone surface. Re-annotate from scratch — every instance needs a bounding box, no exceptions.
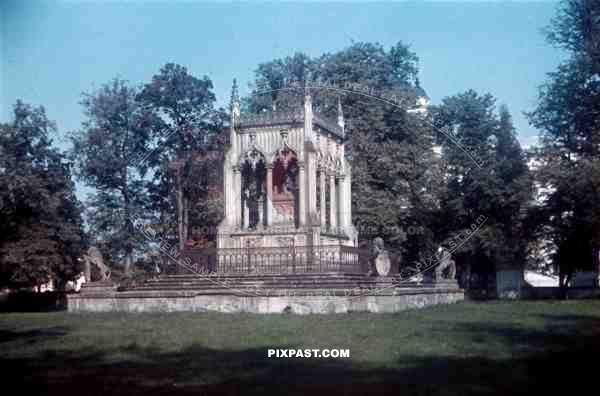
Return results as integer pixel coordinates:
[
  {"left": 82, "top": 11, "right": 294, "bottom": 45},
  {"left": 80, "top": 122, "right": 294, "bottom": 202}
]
[
  {"left": 67, "top": 293, "right": 464, "bottom": 314},
  {"left": 68, "top": 272, "right": 464, "bottom": 313}
]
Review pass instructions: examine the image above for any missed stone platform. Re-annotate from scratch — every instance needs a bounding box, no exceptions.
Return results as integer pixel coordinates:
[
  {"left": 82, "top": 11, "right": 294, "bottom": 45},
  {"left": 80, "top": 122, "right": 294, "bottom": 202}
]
[{"left": 67, "top": 273, "right": 464, "bottom": 314}]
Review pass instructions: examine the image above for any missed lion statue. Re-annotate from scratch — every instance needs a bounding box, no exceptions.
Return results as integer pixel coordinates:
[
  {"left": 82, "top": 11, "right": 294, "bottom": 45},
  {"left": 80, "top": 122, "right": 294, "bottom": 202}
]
[
  {"left": 83, "top": 247, "right": 111, "bottom": 282},
  {"left": 434, "top": 247, "right": 456, "bottom": 281}
]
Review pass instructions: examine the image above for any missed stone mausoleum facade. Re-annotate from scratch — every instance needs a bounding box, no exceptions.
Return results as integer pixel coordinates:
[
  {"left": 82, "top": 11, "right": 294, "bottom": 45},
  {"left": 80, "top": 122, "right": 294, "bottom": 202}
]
[
  {"left": 67, "top": 80, "right": 467, "bottom": 313},
  {"left": 217, "top": 82, "right": 357, "bottom": 253}
]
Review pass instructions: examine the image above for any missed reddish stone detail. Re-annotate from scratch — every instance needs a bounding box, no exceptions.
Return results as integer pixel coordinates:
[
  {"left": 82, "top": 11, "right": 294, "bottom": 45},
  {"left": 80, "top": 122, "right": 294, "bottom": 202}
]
[{"left": 267, "top": 151, "right": 297, "bottom": 215}]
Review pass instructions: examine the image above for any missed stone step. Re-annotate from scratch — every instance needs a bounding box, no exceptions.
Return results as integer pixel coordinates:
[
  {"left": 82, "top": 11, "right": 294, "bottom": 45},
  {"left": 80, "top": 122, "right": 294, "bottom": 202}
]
[
  {"left": 138, "top": 274, "right": 425, "bottom": 287},
  {"left": 102, "top": 286, "right": 461, "bottom": 298},
  {"left": 148, "top": 273, "right": 372, "bottom": 281},
  {"left": 142, "top": 278, "right": 394, "bottom": 286},
  {"left": 131, "top": 280, "right": 429, "bottom": 291},
  {"left": 146, "top": 275, "right": 384, "bottom": 283},
  {"left": 121, "top": 273, "right": 449, "bottom": 295},
  {"left": 132, "top": 284, "right": 396, "bottom": 293},
  {"left": 136, "top": 280, "right": 397, "bottom": 289}
]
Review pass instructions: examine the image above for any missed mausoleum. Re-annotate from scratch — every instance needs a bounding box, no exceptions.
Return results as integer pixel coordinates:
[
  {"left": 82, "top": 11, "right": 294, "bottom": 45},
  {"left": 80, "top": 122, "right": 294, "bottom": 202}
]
[
  {"left": 220, "top": 81, "right": 356, "bottom": 246},
  {"left": 214, "top": 81, "right": 359, "bottom": 273},
  {"left": 67, "top": 80, "right": 464, "bottom": 314}
]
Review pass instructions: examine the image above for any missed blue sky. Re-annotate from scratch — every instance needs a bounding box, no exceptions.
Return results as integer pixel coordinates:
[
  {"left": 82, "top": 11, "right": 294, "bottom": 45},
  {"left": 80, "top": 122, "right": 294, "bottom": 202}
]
[{"left": 2, "top": 1, "right": 563, "bottom": 150}]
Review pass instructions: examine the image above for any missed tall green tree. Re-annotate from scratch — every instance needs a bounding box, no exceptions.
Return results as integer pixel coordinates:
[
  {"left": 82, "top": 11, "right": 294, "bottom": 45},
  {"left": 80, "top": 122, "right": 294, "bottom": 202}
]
[
  {"left": 527, "top": 0, "right": 600, "bottom": 287},
  {"left": 0, "top": 101, "right": 85, "bottom": 288},
  {"left": 137, "top": 63, "right": 225, "bottom": 250},
  {"left": 245, "top": 42, "right": 441, "bottom": 265},
  {"left": 71, "top": 79, "right": 153, "bottom": 275},
  {"left": 433, "top": 92, "right": 531, "bottom": 287}
]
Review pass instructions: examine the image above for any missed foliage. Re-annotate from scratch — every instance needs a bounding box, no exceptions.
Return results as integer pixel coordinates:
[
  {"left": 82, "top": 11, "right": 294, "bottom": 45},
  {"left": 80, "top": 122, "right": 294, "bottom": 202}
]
[
  {"left": 245, "top": 42, "right": 440, "bottom": 266},
  {"left": 528, "top": 0, "right": 600, "bottom": 286},
  {"left": 137, "top": 63, "right": 226, "bottom": 247},
  {"left": 0, "top": 101, "right": 85, "bottom": 288},
  {"left": 70, "top": 79, "right": 153, "bottom": 274},
  {"left": 432, "top": 93, "right": 532, "bottom": 278}
]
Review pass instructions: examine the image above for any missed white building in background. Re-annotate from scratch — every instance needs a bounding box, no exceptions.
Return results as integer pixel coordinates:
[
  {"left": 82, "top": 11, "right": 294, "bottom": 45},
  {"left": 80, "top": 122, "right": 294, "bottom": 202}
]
[
  {"left": 524, "top": 270, "right": 559, "bottom": 287},
  {"left": 407, "top": 84, "right": 430, "bottom": 115}
]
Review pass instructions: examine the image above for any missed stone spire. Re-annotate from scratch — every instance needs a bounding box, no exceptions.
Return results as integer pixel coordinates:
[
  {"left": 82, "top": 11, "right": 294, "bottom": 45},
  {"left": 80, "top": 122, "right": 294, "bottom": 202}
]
[
  {"left": 230, "top": 78, "right": 240, "bottom": 121},
  {"left": 337, "top": 97, "right": 345, "bottom": 137},
  {"left": 304, "top": 78, "right": 314, "bottom": 143},
  {"left": 230, "top": 79, "right": 240, "bottom": 150}
]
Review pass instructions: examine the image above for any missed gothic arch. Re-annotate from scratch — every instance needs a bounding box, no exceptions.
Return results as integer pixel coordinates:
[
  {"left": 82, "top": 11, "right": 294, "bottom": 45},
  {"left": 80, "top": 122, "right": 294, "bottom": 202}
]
[
  {"left": 270, "top": 147, "right": 299, "bottom": 227},
  {"left": 239, "top": 147, "right": 267, "bottom": 229}
]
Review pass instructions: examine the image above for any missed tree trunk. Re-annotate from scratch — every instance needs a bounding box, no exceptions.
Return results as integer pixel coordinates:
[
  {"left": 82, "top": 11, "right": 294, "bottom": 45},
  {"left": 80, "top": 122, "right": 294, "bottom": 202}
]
[
  {"left": 123, "top": 183, "right": 133, "bottom": 276},
  {"left": 183, "top": 196, "right": 189, "bottom": 243},
  {"left": 124, "top": 253, "right": 133, "bottom": 276},
  {"left": 559, "top": 269, "right": 572, "bottom": 299},
  {"left": 176, "top": 169, "right": 185, "bottom": 253}
]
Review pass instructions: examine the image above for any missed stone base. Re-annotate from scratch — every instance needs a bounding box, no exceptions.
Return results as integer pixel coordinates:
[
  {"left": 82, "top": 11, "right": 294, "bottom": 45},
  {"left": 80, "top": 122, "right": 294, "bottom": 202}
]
[
  {"left": 217, "top": 226, "right": 355, "bottom": 249},
  {"left": 428, "top": 279, "right": 460, "bottom": 289},
  {"left": 67, "top": 291, "right": 464, "bottom": 314},
  {"left": 67, "top": 273, "right": 464, "bottom": 314}
]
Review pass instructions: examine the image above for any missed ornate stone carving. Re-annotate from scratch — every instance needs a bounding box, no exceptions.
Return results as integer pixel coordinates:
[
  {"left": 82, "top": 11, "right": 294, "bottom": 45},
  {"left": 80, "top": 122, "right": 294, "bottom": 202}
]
[
  {"left": 275, "top": 237, "right": 295, "bottom": 248},
  {"left": 217, "top": 91, "right": 358, "bottom": 254},
  {"left": 369, "top": 237, "right": 391, "bottom": 276}
]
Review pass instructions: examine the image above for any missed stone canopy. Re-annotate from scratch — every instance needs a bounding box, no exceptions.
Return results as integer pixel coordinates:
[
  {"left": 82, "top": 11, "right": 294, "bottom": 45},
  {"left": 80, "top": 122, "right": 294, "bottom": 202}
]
[{"left": 217, "top": 81, "right": 358, "bottom": 251}]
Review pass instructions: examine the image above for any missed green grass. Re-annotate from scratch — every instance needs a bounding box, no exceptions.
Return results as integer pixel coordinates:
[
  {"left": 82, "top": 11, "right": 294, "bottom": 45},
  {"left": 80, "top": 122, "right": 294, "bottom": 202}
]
[{"left": 1, "top": 301, "right": 599, "bottom": 395}]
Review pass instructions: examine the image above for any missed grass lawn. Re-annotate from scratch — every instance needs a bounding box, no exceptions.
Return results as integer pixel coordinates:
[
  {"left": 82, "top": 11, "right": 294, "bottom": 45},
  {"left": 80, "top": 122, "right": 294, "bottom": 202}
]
[{"left": 1, "top": 301, "right": 599, "bottom": 395}]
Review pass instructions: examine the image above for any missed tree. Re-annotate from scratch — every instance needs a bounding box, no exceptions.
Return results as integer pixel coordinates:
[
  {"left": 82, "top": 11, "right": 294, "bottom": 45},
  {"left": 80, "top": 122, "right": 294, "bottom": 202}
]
[
  {"left": 137, "top": 63, "right": 225, "bottom": 251},
  {"left": 528, "top": 0, "right": 600, "bottom": 287},
  {"left": 245, "top": 42, "right": 442, "bottom": 266},
  {"left": 0, "top": 101, "right": 85, "bottom": 289},
  {"left": 246, "top": 52, "right": 313, "bottom": 113},
  {"left": 71, "top": 79, "right": 152, "bottom": 275},
  {"left": 433, "top": 92, "right": 531, "bottom": 290}
]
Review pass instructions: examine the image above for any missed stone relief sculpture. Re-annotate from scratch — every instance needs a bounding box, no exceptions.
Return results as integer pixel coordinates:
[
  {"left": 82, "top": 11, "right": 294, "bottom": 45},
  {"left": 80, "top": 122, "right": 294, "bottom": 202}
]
[
  {"left": 83, "top": 246, "right": 111, "bottom": 282},
  {"left": 271, "top": 147, "right": 298, "bottom": 225},
  {"left": 434, "top": 247, "right": 456, "bottom": 281}
]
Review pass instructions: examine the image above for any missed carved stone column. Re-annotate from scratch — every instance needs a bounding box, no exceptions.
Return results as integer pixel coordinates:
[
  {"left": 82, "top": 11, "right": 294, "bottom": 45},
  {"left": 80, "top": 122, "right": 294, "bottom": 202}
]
[
  {"left": 222, "top": 163, "right": 234, "bottom": 226},
  {"left": 337, "top": 175, "right": 346, "bottom": 232},
  {"left": 298, "top": 162, "right": 306, "bottom": 226},
  {"left": 329, "top": 172, "right": 337, "bottom": 232},
  {"left": 319, "top": 169, "right": 326, "bottom": 227},
  {"left": 344, "top": 165, "right": 353, "bottom": 235},
  {"left": 266, "top": 165, "right": 273, "bottom": 226},
  {"left": 243, "top": 193, "right": 249, "bottom": 229},
  {"left": 307, "top": 153, "right": 317, "bottom": 223},
  {"left": 258, "top": 196, "right": 264, "bottom": 227},
  {"left": 233, "top": 166, "right": 241, "bottom": 227}
]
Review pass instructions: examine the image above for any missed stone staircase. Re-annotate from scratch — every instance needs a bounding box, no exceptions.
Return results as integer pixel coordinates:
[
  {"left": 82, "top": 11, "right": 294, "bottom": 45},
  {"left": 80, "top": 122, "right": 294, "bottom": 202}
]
[
  {"left": 70, "top": 274, "right": 463, "bottom": 313},
  {"left": 113, "top": 273, "right": 458, "bottom": 298},
  {"left": 77, "top": 280, "right": 118, "bottom": 297}
]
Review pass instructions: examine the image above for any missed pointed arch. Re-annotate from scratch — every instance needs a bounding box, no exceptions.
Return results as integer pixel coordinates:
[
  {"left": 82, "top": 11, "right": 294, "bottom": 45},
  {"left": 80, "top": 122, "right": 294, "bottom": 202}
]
[
  {"left": 270, "top": 147, "right": 299, "bottom": 227},
  {"left": 239, "top": 147, "right": 267, "bottom": 229}
]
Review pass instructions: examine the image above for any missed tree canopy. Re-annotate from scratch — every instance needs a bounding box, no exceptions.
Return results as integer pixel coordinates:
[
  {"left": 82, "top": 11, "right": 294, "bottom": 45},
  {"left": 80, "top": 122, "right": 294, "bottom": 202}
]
[
  {"left": 0, "top": 101, "right": 85, "bottom": 288},
  {"left": 528, "top": 0, "right": 600, "bottom": 286}
]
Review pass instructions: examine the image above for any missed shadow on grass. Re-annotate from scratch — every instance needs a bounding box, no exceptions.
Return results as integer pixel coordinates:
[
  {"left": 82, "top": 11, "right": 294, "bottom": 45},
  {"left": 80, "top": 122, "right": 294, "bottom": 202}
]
[
  {"left": 0, "top": 327, "right": 68, "bottom": 344},
  {"left": 1, "top": 314, "right": 599, "bottom": 395}
]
